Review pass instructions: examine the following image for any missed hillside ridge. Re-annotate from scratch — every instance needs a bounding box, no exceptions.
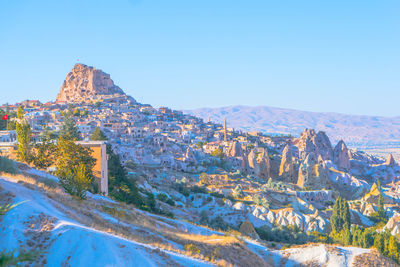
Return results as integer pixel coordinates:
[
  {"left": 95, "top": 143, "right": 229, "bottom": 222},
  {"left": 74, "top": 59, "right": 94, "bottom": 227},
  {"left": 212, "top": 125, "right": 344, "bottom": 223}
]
[{"left": 184, "top": 105, "right": 400, "bottom": 145}]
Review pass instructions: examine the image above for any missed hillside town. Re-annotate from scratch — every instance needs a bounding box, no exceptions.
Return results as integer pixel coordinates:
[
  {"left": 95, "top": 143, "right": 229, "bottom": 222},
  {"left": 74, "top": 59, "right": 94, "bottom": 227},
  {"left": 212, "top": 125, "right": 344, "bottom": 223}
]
[{"left": 1, "top": 64, "right": 400, "bottom": 266}]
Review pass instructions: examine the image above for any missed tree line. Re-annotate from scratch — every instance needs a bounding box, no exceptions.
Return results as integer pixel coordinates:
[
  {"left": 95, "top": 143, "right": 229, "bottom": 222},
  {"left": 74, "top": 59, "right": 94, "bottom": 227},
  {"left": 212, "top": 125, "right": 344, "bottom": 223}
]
[{"left": 12, "top": 107, "right": 152, "bottom": 213}]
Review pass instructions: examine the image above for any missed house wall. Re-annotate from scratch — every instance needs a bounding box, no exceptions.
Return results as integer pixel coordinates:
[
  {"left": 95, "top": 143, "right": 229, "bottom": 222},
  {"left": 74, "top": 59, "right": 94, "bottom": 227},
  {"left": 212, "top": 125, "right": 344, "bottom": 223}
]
[
  {"left": 0, "top": 140, "right": 109, "bottom": 196},
  {"left": 77, "top": 142, "right": 108, "bottom": 196}
]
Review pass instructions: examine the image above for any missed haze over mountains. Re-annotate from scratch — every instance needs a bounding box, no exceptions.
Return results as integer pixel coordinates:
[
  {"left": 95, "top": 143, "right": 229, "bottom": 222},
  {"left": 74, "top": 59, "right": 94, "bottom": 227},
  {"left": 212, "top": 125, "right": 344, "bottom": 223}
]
[{"left": 185, "top": 105, "right": 400, "bottom": 146}]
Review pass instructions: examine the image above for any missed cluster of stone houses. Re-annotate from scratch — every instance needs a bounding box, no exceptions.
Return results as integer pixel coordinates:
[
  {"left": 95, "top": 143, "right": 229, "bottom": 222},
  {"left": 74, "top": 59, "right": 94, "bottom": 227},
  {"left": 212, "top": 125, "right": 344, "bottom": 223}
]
[{"left": 0, "top": 96, "right": 280, "bottom": 178}]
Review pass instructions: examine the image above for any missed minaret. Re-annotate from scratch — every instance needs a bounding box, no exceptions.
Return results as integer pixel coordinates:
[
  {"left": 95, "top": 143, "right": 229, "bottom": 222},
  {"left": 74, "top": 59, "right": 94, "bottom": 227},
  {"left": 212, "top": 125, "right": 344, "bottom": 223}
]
[{"left": 224, "top": 118, "right": 227, "bottom": 142}]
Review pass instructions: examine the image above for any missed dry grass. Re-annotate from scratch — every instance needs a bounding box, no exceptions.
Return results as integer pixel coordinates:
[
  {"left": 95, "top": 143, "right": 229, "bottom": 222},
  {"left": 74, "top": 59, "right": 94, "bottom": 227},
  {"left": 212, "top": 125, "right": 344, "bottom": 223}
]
[
  {"left": 0, "top": 171, "right": 272, "bottom": 266},
  {"left": 353, "top": 248, "right": 399, "bottom": 267},
  {"left": 176, "top": 233, "right": 240, "bottom": 245},
  {"left": 0, "top": 172, "right": 63, "bottom": 194}
]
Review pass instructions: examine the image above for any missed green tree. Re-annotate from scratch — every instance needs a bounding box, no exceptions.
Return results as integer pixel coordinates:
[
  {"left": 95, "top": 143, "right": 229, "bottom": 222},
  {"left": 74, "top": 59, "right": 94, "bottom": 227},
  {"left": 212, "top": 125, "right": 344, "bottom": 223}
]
[
  {"left": 55, "top": 137, "right": 95, "bottom": 199},
  {"left": 330, "top": 197, "right": 351, "bottom": 234},
  {"left": 376, "top": 178, "right": 382, "bottom": 193},
  {"left": 90, "top": 127, "right": 108, "bottom": 141},
  {"left": 387, "top": 235, "right": 399, "bottom": 260},
  {"left": 342, "top": 198, "right": 351, "bottom": 231},
  {"left": 15, "top": 106, "right": 32, "bottom": 163},
  {"left": 0, "top": 109, "right": 6, "bottom": 130},
  {"left": 342, "top": 228, "right": 352, "bottom": 245},
  {"left": 361, "top": 228, "right": 375, "bottom": 248},
  {"left": 31, "top": 131, "right": 57, "bottom": 169},
  {"left": 59, "top": 115, "right": 81, "bottom": 141},
  {"left": 107, "top": 145, "right": 142, "bottom": 207},
  {"left": 374, "top": 233, "right": 384, "bottom": 252},
  {"left": 73, "top": 109, "right": 81, "bottom": 117},
  {"left": 0, "top": 107, "right": 16, "bottom": 130},
  {"left": 199, "top": 172, "right": 209, "bottom": 185},
  {"left": 352, "top": 226, "right": 363, "bottom": 247},
  {"left": 378, "top": 193, "right": 386, "bottom": 220},
  {"left": 211, "top": 148, "right": 224, "bottom": 159}
]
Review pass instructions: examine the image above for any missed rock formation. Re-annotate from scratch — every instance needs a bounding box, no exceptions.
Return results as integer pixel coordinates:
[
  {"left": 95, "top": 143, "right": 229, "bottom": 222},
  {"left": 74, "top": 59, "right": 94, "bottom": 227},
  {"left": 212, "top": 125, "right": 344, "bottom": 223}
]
[
  {"left": 184, "top": 147, "right": 197, "bottom": 164},
  {"left": 385, "top": 154, "right": 397, "bottom": 166},
  {"left": 239, "top": 220, "right": 260, "bottom": 239},
  {"left": 294, "top": 129, "right": 333, "bottom": 160},
  {"left": 279, "top": 144, "right": 296, "bottom": 183},
  {"left": 57, "top": 63, "right": 134, "bottom": 103},
  {"left": 247, "top": 147, "right": 271, "bottom": 180},
  {"left": 227, "top": 141, "right": 242, "bottom": 157},
  {"left": 333, "top": 140, "right": 351, "bottom": 171},
  {"left": 297, "top": 153, "right": 330, "bottom": 189},
  {"left": 248, "top": 149, "right": 257, "bottom": 171},
  {"left": 384, "top": 212, "right": 400, "bottom": 236}
]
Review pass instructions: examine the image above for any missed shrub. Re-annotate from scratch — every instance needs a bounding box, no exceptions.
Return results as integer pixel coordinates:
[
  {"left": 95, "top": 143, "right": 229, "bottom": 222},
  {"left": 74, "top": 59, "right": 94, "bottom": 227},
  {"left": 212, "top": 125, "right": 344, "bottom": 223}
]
[
  {"left": 0, "top": 249, "right": 36, "bottom": 266},
  {"left": 58, "top": 163, "right": 92, "bottom": 199},
  {"left": 199, "top": 210, "right": 209, "bottom": 225},
  {"left": 156, "top": 193, "right": 168, "bottom": 202},
  {"left": 0, "top": 157, "right": 18, "bottom": 174},
  {"left": 211, "top": 148, "right": 224, "bottom": 159},
  {"left": 209, "top": 215, "right": 229, "bottom": 231},
  {"left": 189, "top": 185, "right": 208, "bottom": 194},
  {"left": 184, "top": 244, "right": 201, "bottom": 255},
  {"left": 256, "top": 225, "right": 310, "bottom": 244},
  {"left": 156, "top": 193, "right": 175, "bottom": 206},
  {"left": 172, "top": 183, "right": 190, "bottom": 197},
  {"left": 165, "top": 198, "right": 175, "bottom": 206}
]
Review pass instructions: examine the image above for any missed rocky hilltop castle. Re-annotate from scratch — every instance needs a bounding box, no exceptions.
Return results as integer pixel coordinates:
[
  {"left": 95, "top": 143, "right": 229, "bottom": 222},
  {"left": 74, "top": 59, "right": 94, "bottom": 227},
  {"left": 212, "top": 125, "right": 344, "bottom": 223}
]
[{"left": 56, "top": 63, "right": 135, "bottom": 103}]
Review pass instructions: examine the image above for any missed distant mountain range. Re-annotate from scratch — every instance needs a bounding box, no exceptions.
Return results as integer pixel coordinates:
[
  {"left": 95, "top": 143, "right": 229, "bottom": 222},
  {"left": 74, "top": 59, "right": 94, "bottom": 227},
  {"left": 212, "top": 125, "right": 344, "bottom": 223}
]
[{"left": 184, "top": 105, "right": 400, "bottom": 146}]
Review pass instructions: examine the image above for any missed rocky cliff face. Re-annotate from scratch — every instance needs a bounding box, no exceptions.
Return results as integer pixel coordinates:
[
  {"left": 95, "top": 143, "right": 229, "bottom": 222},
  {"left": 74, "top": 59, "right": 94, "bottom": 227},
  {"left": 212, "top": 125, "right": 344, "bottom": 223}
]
[
  {"left": 294, "top": 129, "right": 333, "bottom": 161},
  {"left": 279, "top": 144, "right": 297, "bottom": 183},
  {"left": 297, "top": 153, "right": 330, "bottom": 189},
  {"left": 385, "top": 154, "right": 397, "bottom": 166},
  {"left": 384, "top": 212, "right": 400, "bottom": 235},
  {"left": 57, "top": 63, "right": 131, "bottom": 103},
  {"left": 227, "top": 141, "right": 243, "bottom": 157},
  {"left": 247, "top": 147, "right": 270, "bottom": 180},
  {"left": 333, "top": 140, "right": 351, "bottom": 171}
]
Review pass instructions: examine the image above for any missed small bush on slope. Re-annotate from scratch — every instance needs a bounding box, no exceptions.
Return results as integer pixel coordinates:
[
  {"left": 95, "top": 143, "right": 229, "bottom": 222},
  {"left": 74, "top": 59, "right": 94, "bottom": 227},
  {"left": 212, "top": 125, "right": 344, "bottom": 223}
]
[
  {"left": 0, "top": 250, "right": 36, "bottom": 267},
  {"left": 0, "top": 156, "right": 18, "bottom": 174}
]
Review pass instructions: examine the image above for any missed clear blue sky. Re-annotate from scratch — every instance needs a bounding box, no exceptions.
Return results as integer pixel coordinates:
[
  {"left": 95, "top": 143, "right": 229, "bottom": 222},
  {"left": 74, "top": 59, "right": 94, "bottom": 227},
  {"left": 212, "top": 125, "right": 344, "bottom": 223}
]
[{"left": 0, "top": 0, "right": 399, "bottom": 116}]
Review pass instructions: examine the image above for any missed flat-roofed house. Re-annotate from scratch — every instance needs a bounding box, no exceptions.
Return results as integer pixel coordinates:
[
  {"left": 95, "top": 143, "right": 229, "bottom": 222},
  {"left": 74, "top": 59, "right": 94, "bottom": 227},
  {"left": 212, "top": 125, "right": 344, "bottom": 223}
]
[
  {"left": 0, "top": 131, "right": 17, "bottom": 142},
  {"left": 76, "top": 141, "right": 108, "bottom": 195}
]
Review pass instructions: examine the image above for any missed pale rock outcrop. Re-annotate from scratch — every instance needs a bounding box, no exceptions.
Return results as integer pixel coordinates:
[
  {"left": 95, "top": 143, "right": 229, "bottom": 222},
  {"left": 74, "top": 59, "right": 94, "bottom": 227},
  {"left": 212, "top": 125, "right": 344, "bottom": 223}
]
[
  {"left": 279, "top": 144, "right": 296, "bottom": 183},
  {"left": 233, "top": 202, "right": 247, "bottom": 211},
  {"left": 359, "top": 202, "right": 376, "bottom": 216},
  {"left": 239, "top": 220, "right": 260, "bottom": 240},
  {"left": 297, "top": 153, "right": 330, "bottom": 190},
  {"left": 227, "top": 141, "right": 243, "bottom": 157},
  {"left": 57, "top": 63, "right": 133, "bottom": 103},
  {"left": 184, "top": 147, "right": 197, "bottom": 164},
  {"left": 249, "top": 206, "right": 329, "bottom": 233},
  {"left": 384, "top": 212, "right": 400, "bottom": 236},
  {"left": 248, "top": 149, "right": 257, "bottom": 170},
  {"left": 385, "top": 154, "right": 397, "bottom": 166},
  {"left": 294, "top": 129, "right": 333, "bottom": 160},
  {"left": 333, "top": 140, "right": 351, "bottom": 171},
  {"left": 247, "top": 147, "right": 270, "bottom": 180},
  {"left": 361, "top": 183, "right": 395, "bottom": 205}
]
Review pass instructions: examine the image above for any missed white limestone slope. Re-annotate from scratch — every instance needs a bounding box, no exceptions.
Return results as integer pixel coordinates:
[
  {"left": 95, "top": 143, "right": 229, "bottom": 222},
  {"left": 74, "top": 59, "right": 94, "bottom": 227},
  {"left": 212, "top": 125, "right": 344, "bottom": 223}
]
[
  {"left": 0, "top": 177, "right": 212, "bottom": 267},
  {"left": 267, "top": 244, "right": 370, "bottom": 267},
  {"left": 0, "top": 173, "right": 375, "bottom": 267}
]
